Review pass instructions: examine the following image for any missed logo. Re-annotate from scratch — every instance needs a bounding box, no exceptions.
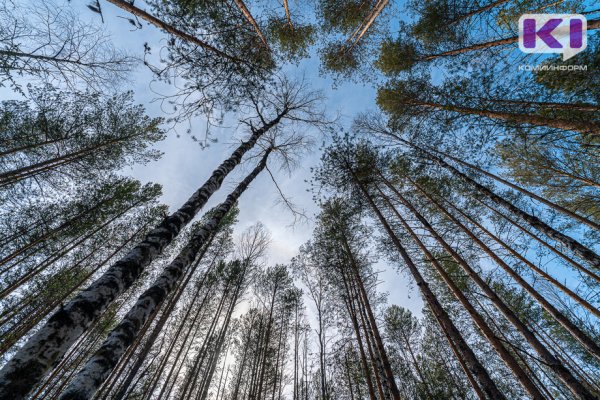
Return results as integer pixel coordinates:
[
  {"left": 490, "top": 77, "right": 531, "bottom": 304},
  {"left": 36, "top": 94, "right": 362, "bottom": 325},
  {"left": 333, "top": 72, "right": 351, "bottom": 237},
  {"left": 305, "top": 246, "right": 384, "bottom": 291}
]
[{"left": 518, "top": 14, "right": 587, "bottom": 61}]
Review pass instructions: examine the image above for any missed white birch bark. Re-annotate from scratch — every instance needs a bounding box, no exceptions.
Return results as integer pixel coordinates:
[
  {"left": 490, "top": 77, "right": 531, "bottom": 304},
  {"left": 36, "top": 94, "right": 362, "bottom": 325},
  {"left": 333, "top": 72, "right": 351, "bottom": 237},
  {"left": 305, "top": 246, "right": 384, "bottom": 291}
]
[
  {"left": 0, "top": 113, "right": 284, "bottom": 399},
  {"left": 58, "top": 149, "right": 271, "bottom": 400}
]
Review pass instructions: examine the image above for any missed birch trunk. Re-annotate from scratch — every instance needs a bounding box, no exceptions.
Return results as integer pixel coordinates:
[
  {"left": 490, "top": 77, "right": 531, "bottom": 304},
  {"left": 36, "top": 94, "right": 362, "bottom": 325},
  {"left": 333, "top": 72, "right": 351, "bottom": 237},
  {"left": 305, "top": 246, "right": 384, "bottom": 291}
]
[
  {"left": 0, "top": 112, "right": 284, "bottom": 399},
  {"left": 59, "top": 149, "right": 271, "bottom": 399}
]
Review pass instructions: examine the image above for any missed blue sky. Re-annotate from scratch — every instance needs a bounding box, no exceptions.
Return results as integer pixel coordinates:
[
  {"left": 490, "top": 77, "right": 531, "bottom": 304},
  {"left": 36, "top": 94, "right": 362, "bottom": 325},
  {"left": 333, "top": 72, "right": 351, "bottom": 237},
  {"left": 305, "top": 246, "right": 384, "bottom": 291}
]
[
  {"left": 43, "top": 0, "right": 426, "bottom": 314},
  {"left": 6, "top": 0, "right": 598, "bottom": 321}
]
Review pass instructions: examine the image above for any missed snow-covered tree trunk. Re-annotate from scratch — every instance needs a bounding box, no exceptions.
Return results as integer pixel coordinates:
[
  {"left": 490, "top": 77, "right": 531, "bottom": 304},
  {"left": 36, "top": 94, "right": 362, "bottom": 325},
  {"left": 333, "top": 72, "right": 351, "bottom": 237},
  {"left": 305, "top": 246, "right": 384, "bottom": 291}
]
[
  {"left": 58, "top": 148, "right": 271, "bottom": 400},
  {"left": 0, "top": 114, "right": 284, "bottom": 399}
]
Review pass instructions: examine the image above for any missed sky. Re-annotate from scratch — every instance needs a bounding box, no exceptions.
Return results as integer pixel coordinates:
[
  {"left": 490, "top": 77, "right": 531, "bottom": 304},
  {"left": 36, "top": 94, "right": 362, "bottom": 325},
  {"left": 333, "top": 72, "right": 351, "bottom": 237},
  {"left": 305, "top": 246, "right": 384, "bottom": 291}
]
[{"left": 46, "top": 0, "right": 427, "bottom": 315}]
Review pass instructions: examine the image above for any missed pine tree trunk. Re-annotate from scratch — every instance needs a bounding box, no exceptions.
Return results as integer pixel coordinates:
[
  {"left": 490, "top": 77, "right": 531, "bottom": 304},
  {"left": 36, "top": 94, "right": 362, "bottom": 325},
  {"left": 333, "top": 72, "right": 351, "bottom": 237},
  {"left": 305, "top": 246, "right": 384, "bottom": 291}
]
[
  {"left": 345, "top": 0, "right": 389, "bottom": 52},
  {"left": 374, "top": 180, "right": 546, "bottom": 400},
  {"left": 383, "top": 174, "right": 596, "bottom": 399},
  {"left": 419, "top": 19, "right": 599, "bottom": 61},
  {"left": 350, "top": 168, "right": 506, "bottom": 400},
  {"left": 283, "top": 0, "right": 293, "bottom": 28},
  {"left": 448, "top": 0, "right": 510, "bottom": 25},
  {"left": 0, "top": 133, "right": 144, "bottom": 186},
  {"left": 422, "top": 144, "right": 600, "bottom": 230},
  {"left": 0, "top": 136, "right": 72, "bottom": 158},
  {"left": 340, "top": 232, "right": 400, "bottom": 399},
  {"left": 256, "top": 275, "right": 281, "bottom": 400},
  {"left": 410, "top": 181, "right": 600, "bottom": 362},
  {"left": 104, "top": 0, "right": 239, "bottom": 61},
  {"left": 474, "top": 97, "right": 600, "bottom": 113},
  {"left": 0, "top": 112, "right": 284, "bottom": 399},
  {"left": 475, "top": 196, "right": 599, "bottom": 281},
  {"left": 401, "top": 141, "right": 600, "bottom": 269},
  {"left": 351, "top": 285, "right": 386, "bottom": 400},
  {"left": 233, "top": 0, "right": 270, "bottom": 49},
  {"left": 414, "top": 99, "right": 600, "bottom": 135},
  {"left": 444, "top": 197, "right": 600, "bottom": 318},
  {"left": 339, "top": 271, "right": 378, "bottom": 400}
]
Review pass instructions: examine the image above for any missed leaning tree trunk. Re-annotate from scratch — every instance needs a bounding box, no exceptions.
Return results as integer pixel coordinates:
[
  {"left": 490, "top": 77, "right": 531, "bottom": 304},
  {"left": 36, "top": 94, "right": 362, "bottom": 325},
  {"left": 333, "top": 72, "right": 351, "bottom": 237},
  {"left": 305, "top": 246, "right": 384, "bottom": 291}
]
[
  {"left": 104, "top": 0, "right": 239, "bottom": 61},
  {"left": 472, "top": 97, "right": 600, "bottom": 113},
  {"left": 476, "top": 197, "right": 600, "bottom": 283},
  {"left": 373, "top": 181, "right": 546, "bottom": 400},
  {"left": 0, "top": 112, "right": 285, "bottom": 399},
  {"left": 429, "top": 150, "right": 600, "bottom": 269},
  {"left": 421, "top": 144, "right": 600, "bottom": 230},
  {"left": 419, "top": 19, "right": 600, "bottom": 61},
  {"left": 350, "top": 169, "right": 506, "bottom": 400},
  {"left": 410, "top": 181, "right": 600, "bottom": 362},
  {"left": 232, "top": 0, "right": 270, "bottom": 49},
  {"left": 344, "top": 0, "right": 390, "bottom": 52},
  {"left": 443, "top": 197, "right": 600, "bottom": 319},
  {"left": 411, "top": 99, "right": 600, "bottom": 136},
  {"left": 390, "top": 137, "right": 600, "bottom": 269},
  {"left": 448, "top": 0, "right": 510, "bottom": 25},
  {"left": 283, "top": 0, "right": 293, "bottom": 28},
  {"left": 109, "top": 235, "right": 216, "bottom": 400},
  {"left": 392, "top": 175, "right": 597, "bottom": 399},
  {"left": 59, "top": 149, "right": 272, "bottom": 400},
  {"left": 339, "top": 231, "right": 400, "bottom": 399}
]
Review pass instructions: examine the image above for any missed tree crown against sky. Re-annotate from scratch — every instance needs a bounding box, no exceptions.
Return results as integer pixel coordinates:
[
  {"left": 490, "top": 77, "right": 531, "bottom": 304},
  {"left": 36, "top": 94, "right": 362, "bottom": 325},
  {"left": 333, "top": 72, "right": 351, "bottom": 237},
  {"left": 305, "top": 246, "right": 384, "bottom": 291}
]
[{"left": 0, "top": 0, "right": 598, "bottom": 399}]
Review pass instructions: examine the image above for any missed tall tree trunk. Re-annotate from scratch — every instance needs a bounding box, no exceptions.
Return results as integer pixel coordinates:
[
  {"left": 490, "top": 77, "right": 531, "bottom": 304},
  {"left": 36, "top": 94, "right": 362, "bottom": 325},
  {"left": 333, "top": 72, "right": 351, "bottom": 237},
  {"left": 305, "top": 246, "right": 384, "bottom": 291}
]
[
  {"left": 104, "top": 0, "right": 239, "bottom": 61},
  {"left": 256, "top": 274, "right": 281, "bottom": 400},
  {"left": 338, "top": 232, "right": 399, "bottom": 399},
  {"left": 382, "top": 173, "right": 596, "bottom": 399},
  {"left": 343, "top": 294, "right": 378, "bottom": 400},
  {"left": 0, "top": 112, "right": 285, "bottom": 399},
  {"left": 419, "top": 19, "right": 600, "bottom": 61},
  {"left": 444, "top": 197, "right": 600, "bottom": 318},
  {"left": 232, "top": 0, "right": 270, "bottom": 49},
  {"left": 474, "top": 196, "right": 599, "bottom": 282},
  {"left": 471, "top": 96, "right": 600, "bottom": 113},
  {"left": 0, "top": 193, "right": 119, "bottom": 268},
  {"left": 373, "top": 180, "right": 547, "bottom": 400},
  {"left": 0, "top": 133, "right": 146, "bottom": 186},
  {"left": 409, "top": 180, "right": 600, "bottom": 362},
  {"left": 0, "top": 198, "right": 146, "bottom": 300},
  {"left": 110, "top": 235, "right": 216, "bottom": 400},
  {"left": 0, "top": 136, "right": 73, "bottom": 158},
  {"left": 0, "top": 221, "right": 148, "bottom": 355},
  {"left": 397, "top": 140, "right": 600, "bottom": 269},
  {"left": 409, "top": 99, "right": 600, "bottom": 135},
  {"left": 345, "top": 0, "right": 390, "bottom": 52},
  {"left": 59, "top": 150, "right": 272, "bottom": 399},
  {"left": 157, "top": 280, "right": 217, "bottom": 399},
  {"left": 350, "top": 166, "right": 506, "bottom": 400},
  {"left": 420, "top": 143, "right": 600, "bottom": 230},
  {"left": 448, "top": 0, "right": 510, "bottom": 25},
  {"left": 283, "top": 0, "right": 293, "bottom": 28},
  {"left": 350, "top": 285, "right": 386, "bottom": 400}
]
